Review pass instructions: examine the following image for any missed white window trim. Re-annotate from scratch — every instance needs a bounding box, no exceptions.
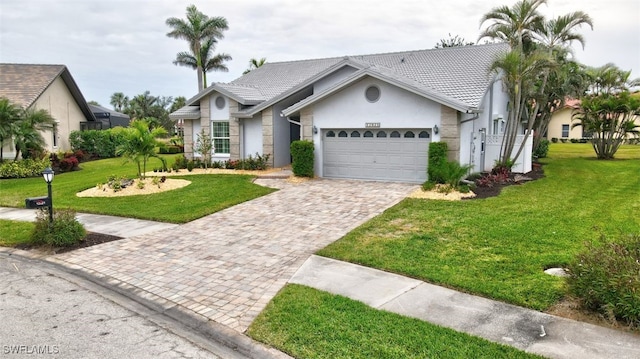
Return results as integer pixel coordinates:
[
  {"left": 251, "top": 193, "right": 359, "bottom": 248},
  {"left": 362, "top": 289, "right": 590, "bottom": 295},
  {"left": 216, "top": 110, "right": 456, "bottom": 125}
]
[{"left": 211, "top": 120, "right": 230, "bottom": 155}]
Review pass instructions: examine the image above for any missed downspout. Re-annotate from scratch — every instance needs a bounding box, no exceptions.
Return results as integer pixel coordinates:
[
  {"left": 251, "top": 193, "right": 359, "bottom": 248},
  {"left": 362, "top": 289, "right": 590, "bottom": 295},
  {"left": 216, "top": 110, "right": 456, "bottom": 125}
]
[{"left": 284, "top": 113, "right": 302, "bottom": 141}]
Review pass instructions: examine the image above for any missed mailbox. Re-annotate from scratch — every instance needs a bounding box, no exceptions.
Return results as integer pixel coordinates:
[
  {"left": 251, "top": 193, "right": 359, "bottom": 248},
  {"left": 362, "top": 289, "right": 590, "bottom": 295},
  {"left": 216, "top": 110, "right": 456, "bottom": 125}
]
[{"left": 25, "top": 196, "right": 51, "bottom": 209}]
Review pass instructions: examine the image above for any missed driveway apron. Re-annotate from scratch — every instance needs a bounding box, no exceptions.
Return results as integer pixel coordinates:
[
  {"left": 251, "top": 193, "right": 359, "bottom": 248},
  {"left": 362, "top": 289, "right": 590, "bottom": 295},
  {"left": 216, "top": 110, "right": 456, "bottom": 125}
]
[{"left": 55, "top": 179, "right": 415, "bottom": 332}]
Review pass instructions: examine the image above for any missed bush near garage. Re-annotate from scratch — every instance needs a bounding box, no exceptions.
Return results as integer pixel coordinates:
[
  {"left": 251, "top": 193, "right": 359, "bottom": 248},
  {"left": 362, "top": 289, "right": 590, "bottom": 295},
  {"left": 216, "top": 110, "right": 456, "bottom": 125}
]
[
  {"left": 566, "top": 233, "right": 640, "bottom": 327},
  {"left": 427, "top": 142, "right": 448, "bottom": 183},
  {"left": 290, "top": 140, "right": 314, "bottom": 177}
]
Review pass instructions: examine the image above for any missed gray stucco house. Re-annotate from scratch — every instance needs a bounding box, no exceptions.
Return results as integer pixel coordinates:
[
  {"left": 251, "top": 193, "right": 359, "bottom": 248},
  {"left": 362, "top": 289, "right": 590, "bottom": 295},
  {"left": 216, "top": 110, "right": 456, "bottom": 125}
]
[{"left": 170, "top": 43, "right": 532, "bottom": 183}]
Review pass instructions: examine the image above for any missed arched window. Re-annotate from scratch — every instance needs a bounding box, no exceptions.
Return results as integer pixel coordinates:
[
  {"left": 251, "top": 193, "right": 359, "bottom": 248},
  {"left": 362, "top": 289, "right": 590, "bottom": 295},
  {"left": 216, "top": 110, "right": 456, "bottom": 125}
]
[
  {"left": 338, "top": 131, "right": 348, "bottom": 137},
  {"left": 351, "top": 131, "right": 361, "bottom": 137},
  {"left": 419, "top": 131, "right": 430, "bottom": 138},
  {"left": 390, "top": 131, "right": 401, "bottom": 138},
  {"left": 363, "top": 131, "right": 374, "bottom": 137},
  {"left": 404, "top": 131, "right": 415, "bottom": 138},
  {"left": 376, "top": 131, "right": 387, "bottom": 138},
  {"left": 326, "top": 130, "right": 335, "bottom": 137}
]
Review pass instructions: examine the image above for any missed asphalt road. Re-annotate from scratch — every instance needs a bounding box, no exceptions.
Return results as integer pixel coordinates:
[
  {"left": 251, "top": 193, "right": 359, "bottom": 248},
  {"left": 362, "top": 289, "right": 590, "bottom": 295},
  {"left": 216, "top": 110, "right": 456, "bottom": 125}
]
[{"left": 0, "top": 254, "right": 247, "bottom": 359}]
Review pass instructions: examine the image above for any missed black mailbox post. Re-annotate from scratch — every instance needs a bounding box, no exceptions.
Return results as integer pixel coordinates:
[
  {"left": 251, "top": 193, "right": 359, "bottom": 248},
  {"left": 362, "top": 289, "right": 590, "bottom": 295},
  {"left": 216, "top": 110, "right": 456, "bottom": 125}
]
[{"left": 25, "top": 196, "right": 51, "bottom": 209}]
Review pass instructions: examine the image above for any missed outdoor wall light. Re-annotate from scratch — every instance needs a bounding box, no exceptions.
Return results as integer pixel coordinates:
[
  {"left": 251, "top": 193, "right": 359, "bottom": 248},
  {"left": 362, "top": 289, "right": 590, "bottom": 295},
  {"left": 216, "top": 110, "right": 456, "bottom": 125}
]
[
  {"left": 433, "top": 125, "right": 439, "bottom": 135},
  {"left": 42, "top": 167, "right": 54, "bottom": 223},
  {"left": 313, "top": 125, "right": 318, "bottom": 134}
]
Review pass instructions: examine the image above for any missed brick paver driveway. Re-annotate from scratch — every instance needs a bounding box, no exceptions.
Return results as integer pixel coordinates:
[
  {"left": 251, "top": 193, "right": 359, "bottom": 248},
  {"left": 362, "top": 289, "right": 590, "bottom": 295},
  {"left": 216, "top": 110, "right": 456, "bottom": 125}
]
[{"left": 57, "top": 179, "right": 416, "bottom": 332}]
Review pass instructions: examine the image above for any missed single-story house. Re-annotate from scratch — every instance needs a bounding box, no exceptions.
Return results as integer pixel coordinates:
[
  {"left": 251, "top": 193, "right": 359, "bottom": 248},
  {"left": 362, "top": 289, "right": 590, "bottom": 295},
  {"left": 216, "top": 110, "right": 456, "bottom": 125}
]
[
  {"left": 170, "top": 43, "right": 532, "bottom": 183},
  {"left": 545, "top": 98, "right": 584, "bottom": 140},
  {"left": 0, "top": 64, "right": 96, "bottom": 158},
  {"left": 88, "top": 104, "right": 131, "bottom": 129}
]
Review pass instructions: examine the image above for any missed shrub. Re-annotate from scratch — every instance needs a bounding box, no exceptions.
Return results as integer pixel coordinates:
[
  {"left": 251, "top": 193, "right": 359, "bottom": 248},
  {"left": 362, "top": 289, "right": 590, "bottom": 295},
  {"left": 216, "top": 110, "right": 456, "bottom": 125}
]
[
  {"left": 0, "top": 158, "right": 51, "bottom": 178},
  {"left": 159, "top": 145, "right": 182, "bottom": 154},
  {"left": 236, "top": 153, "right": 271, "bottom": 170},
  {"left": 428, "top": 142, "right": 448, "bottom": 183},
  {"left": 30, "top": 208, "right": 86, "bottom": 247},
  {"left": 187, "top": 160, "right": 195, "bottom": 172},
  {"left": 290, "top": 140, "right": 314, "bottom": 177},
  {"left": 566, "top": 234, "right": 640, "bottom": 327},
  {"left": 438, "top": 160, "right": 472, "bottom": 189},
  {"left": 69, "top": 129, "right": 128, "bottom": 158},
  {"left": 551, "top": 137, "right": 558, "bottom": 143},
  {"left": 570, "top": 138, "right": 579, "bottom": 143},
  {"left": 421, "top": 181, "right": 436, "bottom": 191},
  {"left": 560, "top": 138, "right": 568, "bottom": 143},
  {"left": 533, "top": 139, "right": 550, "bottom": 159},
  {"left": 173, "top": 155, "right": 188, "bottom": 169}
]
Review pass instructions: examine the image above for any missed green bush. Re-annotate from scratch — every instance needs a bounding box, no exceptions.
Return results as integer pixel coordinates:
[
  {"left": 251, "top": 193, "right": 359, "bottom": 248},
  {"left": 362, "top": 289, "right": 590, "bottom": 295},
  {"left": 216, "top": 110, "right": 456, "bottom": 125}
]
[
  {"left": 439, "top": 160, "right": 472, "bottom": 188},
  {"left": 187, "top": 160, "right": 195, "bottom": 172},
  {"left": 291, "top": 140, "right": 314, "bottom": 177},
  {"left": 428, "top": 142, "right": 448, "bottom": 183},
  {"left": 172, "top": 155, "right": 188, "bottom": 169},
  {"left": 69, "top": 128, "right": 128, "bottom": 158},
  {"left": 236, "top": 153, "right": 271, "bottom": 170},
  {"left": 533, "top": 139, "right": 550, "bottom": 159},
  {"left": 159, "top": 145, "right": 182, "bottom": 154},
  {"left": 566, "top": 234, "right": 640, "bottom": 327},
  {"left": 0, "top": 158, "right": 51, "bottom": 178},
  {"left": 551, "top": 137, "right": 558, "bottom": 143},
  {"left": 30, "top": 208, "right": 86, "bottom": 247}
]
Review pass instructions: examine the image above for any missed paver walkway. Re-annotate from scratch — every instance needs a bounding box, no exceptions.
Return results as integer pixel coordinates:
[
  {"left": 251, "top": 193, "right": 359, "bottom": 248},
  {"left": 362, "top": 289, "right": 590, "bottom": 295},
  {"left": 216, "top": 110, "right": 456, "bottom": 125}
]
[{"left": 54, "top": 179, "right": 416, "bottom": 332}]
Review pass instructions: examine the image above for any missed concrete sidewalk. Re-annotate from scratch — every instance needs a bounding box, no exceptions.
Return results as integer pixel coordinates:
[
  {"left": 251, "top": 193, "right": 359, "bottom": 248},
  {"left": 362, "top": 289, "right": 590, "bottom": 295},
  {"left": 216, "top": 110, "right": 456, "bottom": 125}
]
[
  {"left": 0, "top": 207, "right": 177, "bottom": 238},
  {"left": 290, "top": 255, "right": 640, "bottom": 359}
]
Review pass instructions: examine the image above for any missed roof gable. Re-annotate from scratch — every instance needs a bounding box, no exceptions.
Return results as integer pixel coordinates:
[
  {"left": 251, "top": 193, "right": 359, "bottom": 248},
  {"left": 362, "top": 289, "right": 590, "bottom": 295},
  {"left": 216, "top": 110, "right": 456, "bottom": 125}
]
[{"left": 0, "top": 63, "right": 95, "bottom": 121}]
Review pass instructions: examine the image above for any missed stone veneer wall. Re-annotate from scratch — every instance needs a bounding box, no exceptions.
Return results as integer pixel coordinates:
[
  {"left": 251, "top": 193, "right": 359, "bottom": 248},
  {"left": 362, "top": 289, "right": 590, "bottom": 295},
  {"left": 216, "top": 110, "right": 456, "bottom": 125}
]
[
  {"left": 183, "top": 120, "right": 194, "bottom": 159},
  {"left": 440, "top": 105, "right": 460, "bottom": 161},
  {"left": 300, "top": 107, "right": 313, "bottom": 141},
  {"left": 228, "top": 99, "right": 240, "bottom": 160},
  {"left": 262, "top": 107, "right": 274, "bottom": 167}
]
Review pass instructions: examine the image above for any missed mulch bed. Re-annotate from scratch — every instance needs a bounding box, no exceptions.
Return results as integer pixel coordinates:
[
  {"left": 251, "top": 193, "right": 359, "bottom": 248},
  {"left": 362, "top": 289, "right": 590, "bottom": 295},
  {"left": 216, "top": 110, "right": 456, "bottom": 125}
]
[
  {"left": 15, "top": 232, "right": 123, "bottom": 254},
  {"left": 467, "top": 163, "right": 545, "bottom": 200}
]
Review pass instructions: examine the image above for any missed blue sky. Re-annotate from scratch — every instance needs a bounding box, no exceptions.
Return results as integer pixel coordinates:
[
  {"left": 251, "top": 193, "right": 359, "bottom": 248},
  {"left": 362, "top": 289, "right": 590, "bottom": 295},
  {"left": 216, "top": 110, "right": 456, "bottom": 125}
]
[{"left": 1, "top": 0, "right": 638, "bottom": 107}]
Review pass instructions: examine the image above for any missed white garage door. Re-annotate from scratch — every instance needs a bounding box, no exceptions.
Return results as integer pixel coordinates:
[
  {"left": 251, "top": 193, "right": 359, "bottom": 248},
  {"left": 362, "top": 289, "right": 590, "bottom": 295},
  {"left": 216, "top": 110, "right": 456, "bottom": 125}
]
[{"left": 323, "top": 129, "right": 431, "bottom": 183}]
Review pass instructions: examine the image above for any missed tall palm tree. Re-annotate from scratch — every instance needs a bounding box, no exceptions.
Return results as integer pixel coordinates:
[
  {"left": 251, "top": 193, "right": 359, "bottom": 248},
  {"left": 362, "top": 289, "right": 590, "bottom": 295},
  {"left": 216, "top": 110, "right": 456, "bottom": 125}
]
[
  {"left": 166, "top": 5, "right": 229, "bottom": 91},
  {"left": 127, "top": 91, "right": 158, "bottom": 120},
  {"left": 13, "top": 107, "right": 56, "bottom": 160},
  {"left": 243, "top": 57, "right": 267, "bottom": 75},
  {"left": 0, "top": 97, "right": 21, "bottom": 160},
  {"left": 173, "top": 37, "right": 231, "bottom": 89},
  {"left": 479, "top": 0, "right": 546, "bottom": 52},
  {"left": 110, "top": 92, "right": 129, "bottom": 112}
]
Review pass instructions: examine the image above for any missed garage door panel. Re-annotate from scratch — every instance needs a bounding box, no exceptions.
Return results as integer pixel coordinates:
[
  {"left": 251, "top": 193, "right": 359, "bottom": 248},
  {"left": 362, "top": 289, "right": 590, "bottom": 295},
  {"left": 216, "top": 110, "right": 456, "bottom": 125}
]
[{"left": 323, "top": 129, "right": 430, "bottom": 183}]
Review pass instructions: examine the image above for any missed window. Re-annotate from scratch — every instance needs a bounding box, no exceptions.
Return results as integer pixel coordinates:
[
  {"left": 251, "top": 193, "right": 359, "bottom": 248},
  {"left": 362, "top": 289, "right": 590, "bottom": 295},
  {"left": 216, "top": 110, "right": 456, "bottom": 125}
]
[
  {"left": 363, "top": 131, "right": 374, "bottom": 137},
  {"left": 338, "top": 131, "right": 348, "bottom": 137},
  {"left": 390, "top": 131, "right": 401, "bottom": 138},
  {"left": 351, "top": 131, "right": 361, "bottom": 137},
  {"left": 418, "top": 131, "right": 430, "bottom": 138},
  {"left": 404, "top": 131, "right": 415, "bottom": 138},
  {"left": 365, "top": 85, "right": 380, "bottom": 103},
  {"left": 326, "top": 130, "right": 335, "bottom": 137},
  {"left": 215, "top": 96, "right": 226, "bottom": 110},
  {"left": 562, "top": 124, "right": 570, "bottom": 138},
  {"left": 376, "top": 131, "right": 387, "bottom": 138},
  {"left": 212, "top": 121, "right": 230, "bottom": 154}
]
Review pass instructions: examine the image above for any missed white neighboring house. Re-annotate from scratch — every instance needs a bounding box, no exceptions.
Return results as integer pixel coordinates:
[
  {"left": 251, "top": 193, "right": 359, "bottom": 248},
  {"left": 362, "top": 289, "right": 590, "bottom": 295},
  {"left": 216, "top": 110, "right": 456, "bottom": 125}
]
[
  {"left": 0, "top": 64, "right": 97, "bottom": 159},
  {"left": 170, "top": 43, "right": 532, "bottom": 183}
]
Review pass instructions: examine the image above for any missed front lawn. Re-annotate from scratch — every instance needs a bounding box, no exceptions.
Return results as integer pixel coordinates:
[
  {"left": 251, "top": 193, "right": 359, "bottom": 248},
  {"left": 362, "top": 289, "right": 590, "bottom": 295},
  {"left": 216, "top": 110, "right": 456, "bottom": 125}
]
[
  {"left": 0, "top": 220, "right": 34, "bottom": 247},
  {"left": 0, "top": 157, "right": 275, "bottom": 223},
  {"left": 318, "top": 143, "right": 640, "bottom": 310},
  {"left": 248, "top": 284, "right": 543, "bottom": 359}
]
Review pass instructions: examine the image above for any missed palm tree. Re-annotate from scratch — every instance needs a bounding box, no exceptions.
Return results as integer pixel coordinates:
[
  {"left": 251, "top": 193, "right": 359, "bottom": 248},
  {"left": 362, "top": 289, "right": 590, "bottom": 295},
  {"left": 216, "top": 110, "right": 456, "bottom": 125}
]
[
  {"left": 243, "top": 57, "right": 267, "bottom": 75},
  {"left": 0, "top": 97, "right": 21, "bottom": 160},
  {"left": 479, "top": 0, "right": 546, "bottom": 52},
  {"left": 13, "top": 107, "right": 56, "bottom": 160},
  {"left": 110, "top": 92, "right": 129, "bottom": 112},
  {"left": 166, "top": 5, "right": 229, "bottom": 91},
  {"left": 116, "top": 119, "right": 167, "bottom": 179},
  {"left": 173, "top": 37, "right": 232, "bottom": 88},
  {"left": 127, "top": 91, "right": 158, "bottom": 120}
]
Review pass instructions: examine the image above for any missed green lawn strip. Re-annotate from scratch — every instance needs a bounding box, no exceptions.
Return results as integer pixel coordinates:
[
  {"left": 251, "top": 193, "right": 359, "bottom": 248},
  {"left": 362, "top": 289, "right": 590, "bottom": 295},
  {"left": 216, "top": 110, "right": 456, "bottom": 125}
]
[
  {"left": 248, "top": 284, "right": 543, "bottom": 359},
  {"left": 318, "top": 144, "right": 640, "bottom": 310},
  {"left": 0, "top": 157, "right": 276, "bottom": 223},
  {"left": 0, "top": 219, "right": 34, "bottom": 247}
]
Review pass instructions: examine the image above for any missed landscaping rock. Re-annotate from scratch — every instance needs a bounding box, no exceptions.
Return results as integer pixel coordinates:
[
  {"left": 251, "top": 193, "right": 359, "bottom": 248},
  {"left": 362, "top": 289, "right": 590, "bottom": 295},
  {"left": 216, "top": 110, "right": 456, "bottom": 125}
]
[{"left": 544, "top": 268, "right": 568, "bottom": 277}]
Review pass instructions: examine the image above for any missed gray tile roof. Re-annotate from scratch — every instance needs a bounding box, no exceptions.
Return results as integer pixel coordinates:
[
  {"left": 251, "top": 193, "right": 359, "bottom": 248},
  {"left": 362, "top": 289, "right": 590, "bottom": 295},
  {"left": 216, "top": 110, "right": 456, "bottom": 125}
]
[
  {"left": 182, "top": 43, "right": 508, "bottom": 116},
  {"left": 169, "top": 105, "right": 200, "bottom": 120},
  {"left": 0, "top": 63, "right": 95, "bottom": 121}
]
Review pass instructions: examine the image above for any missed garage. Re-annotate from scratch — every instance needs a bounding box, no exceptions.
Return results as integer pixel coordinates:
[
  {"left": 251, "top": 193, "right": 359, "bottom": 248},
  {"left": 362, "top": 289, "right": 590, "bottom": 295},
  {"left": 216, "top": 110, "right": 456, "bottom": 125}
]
[{"left": 322, "top": 128, "right": 431, "bottom": 183}]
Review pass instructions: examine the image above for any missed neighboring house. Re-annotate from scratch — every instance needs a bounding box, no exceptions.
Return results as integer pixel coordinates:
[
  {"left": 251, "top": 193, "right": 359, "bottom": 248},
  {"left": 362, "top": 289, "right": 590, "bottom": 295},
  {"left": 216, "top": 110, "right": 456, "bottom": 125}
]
[
  {"left": 0, "top": 64, "right": 96, "bottom": 158},
  {"left": 170, "top": 43, "right": 532, "bottom": 183},
  {"left": 546, "top": 98, "right": 584, "bottom": 140},
  {"left": 88, "top": 104, "right": 131, "bottom": 129}
]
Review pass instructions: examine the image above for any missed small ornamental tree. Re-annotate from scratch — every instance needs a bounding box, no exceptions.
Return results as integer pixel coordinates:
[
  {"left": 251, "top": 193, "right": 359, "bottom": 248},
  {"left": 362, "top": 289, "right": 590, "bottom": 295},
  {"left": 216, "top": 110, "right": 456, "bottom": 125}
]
[
  {"left": 572, "top": 92, "right": 640, "bottom": 159},
  {"left": 116, "top": 119, "right": 167, "bottom": 178},
  {"left": 193, "top": 129, "right": 213, "bottom": 168}
]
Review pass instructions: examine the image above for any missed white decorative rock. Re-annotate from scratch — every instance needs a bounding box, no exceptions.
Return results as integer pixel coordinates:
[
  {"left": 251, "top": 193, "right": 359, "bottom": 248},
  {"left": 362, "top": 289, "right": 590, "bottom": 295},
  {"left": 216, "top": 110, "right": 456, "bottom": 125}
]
[{"left": 544, "top": 268, "right": 568, "bottom": 277}]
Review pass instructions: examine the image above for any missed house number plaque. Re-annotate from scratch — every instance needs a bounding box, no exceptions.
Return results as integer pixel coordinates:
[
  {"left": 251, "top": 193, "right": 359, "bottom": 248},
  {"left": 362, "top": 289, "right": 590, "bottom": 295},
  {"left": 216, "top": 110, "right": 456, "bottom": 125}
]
[{"left": 365, "top": 122, "right": 380, "bottom": 128}]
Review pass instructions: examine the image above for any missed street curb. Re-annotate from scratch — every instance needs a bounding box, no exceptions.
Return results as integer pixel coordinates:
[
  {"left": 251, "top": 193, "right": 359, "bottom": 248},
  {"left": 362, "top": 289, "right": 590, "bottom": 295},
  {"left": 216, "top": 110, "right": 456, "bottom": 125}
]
[{"left": 0, "top": 248, "right": 292, "bottom": 359}]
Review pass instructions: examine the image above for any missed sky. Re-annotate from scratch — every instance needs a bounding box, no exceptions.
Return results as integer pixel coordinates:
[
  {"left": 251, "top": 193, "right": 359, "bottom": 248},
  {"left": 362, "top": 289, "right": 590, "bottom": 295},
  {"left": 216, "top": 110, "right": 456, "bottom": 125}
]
[{"left": 1, "top": 0, "right": 639, "bottom": 108}]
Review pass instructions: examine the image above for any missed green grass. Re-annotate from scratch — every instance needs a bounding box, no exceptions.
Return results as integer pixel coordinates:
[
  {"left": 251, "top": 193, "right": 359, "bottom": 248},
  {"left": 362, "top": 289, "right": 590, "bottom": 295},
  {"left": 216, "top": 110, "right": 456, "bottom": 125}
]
[
  {"left": 318, "top": 143, "right": 640, "bottom": 310},
  {"left": 0, "top": 219, "right": 34, "bottom": 246},
  {"left": 0, "top": 157, "right": 276, "bottom": 223},
  {"left": 248, "top": 284, "right": 543, "bottom": 359}
]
